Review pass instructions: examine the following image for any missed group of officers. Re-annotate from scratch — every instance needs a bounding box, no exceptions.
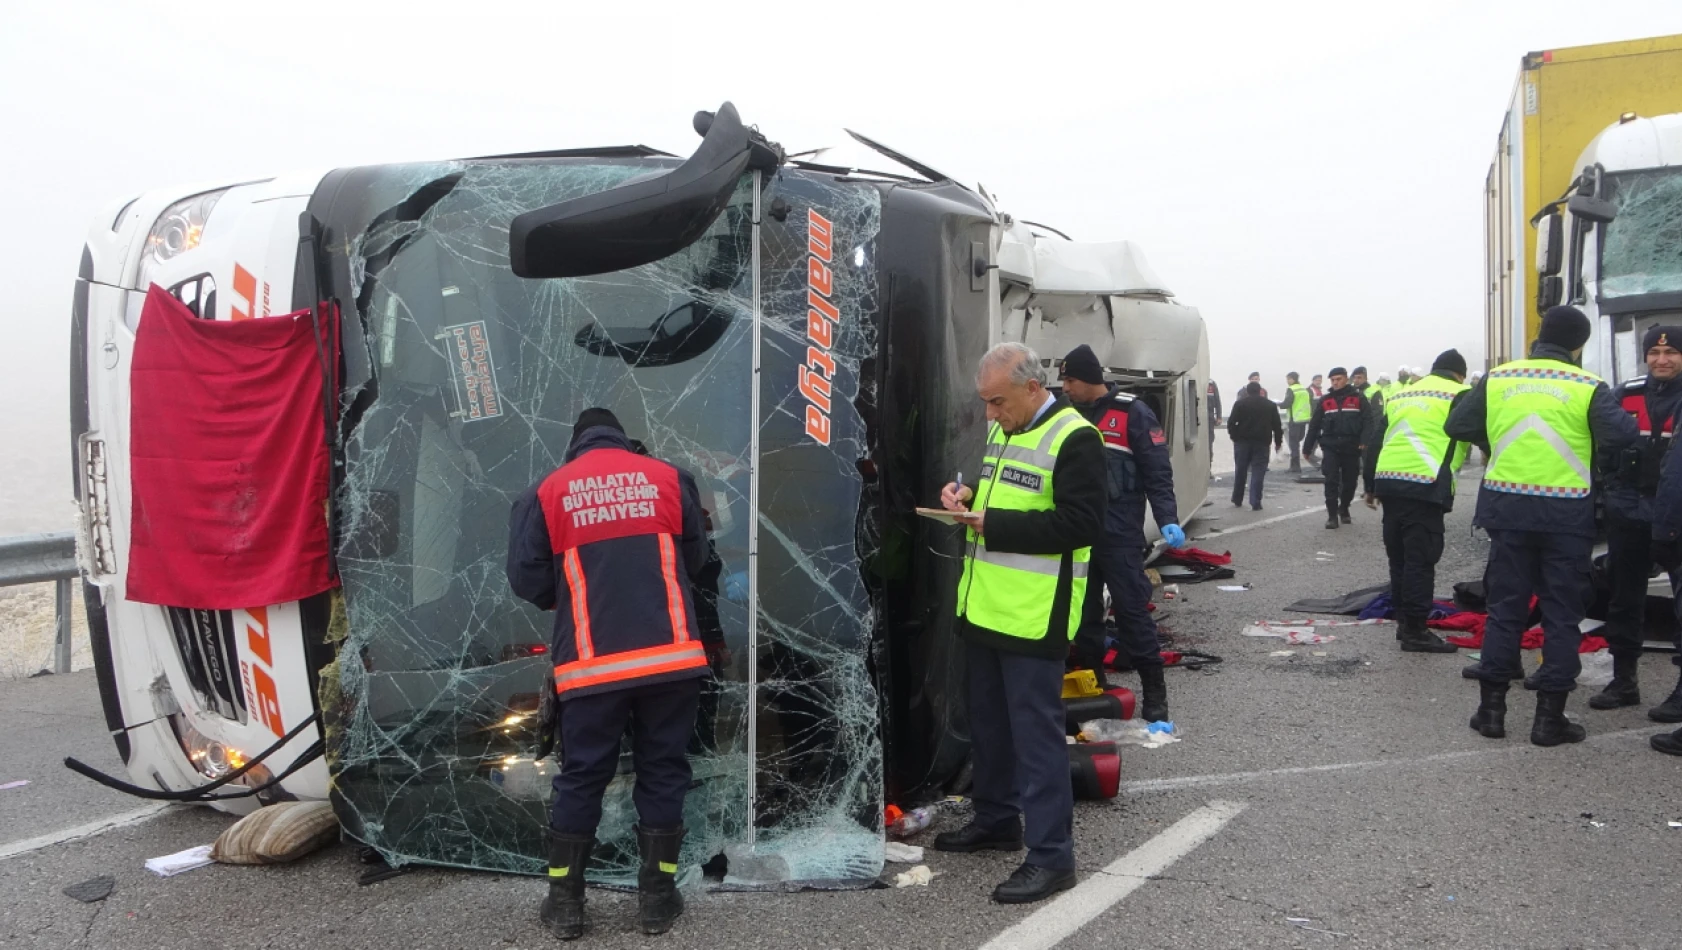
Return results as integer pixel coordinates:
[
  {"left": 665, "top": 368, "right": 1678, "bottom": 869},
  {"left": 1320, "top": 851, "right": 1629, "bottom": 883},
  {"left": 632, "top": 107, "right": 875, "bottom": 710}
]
[
  {"left": 495, "top": 305, "right": 1682, "bottom": 937},
  {"left": 1311, "top": 306, "right": 1682, "bottom": 753}
]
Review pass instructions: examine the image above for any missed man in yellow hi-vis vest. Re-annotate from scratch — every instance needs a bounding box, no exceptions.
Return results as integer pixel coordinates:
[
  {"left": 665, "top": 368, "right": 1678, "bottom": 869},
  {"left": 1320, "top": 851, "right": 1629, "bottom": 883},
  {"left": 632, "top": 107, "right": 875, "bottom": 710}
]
[
  {"left": 1279, "top": 371, "right": 1314, "bottom": 473},
  {"left": 1363, "top": 349, "right": 1472, "bottom": 654},
  {"left": 934, "top": 342, "right": 1105, "bottom": 904},
  {"left": 1446, "top": 307, "right": 1638, "bottom": 747}
]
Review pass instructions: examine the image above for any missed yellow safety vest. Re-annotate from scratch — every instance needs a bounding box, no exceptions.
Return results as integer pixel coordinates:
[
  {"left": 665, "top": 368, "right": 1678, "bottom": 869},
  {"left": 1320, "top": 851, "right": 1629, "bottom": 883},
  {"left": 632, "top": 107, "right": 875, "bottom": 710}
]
[
  {"left": 1374, "top": 376, "right": 1471, "bottom": 489},
  {"left": 1287, "top": 384, "right": 1312, "bottom": 423},
  {"left": 957, "top": 405, "right": 1094, "bottom": 641},
  {"left": 1483, "top": 358, "right": 1600, "bottom": 498}
]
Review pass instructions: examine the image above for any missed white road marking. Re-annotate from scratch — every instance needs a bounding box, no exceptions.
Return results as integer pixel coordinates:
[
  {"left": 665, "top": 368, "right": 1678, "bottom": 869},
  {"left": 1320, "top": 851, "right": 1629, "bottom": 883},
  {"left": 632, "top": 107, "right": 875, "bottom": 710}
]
[
  {"left": 978, "top": 800, "right": 1246, "bottom": 950},
  {"left": 1124, "top": 723, "right": 1670, "bottom": 794},
  {"left": 1190, "top": 505, "right": 1322, "bottom": 541},
  {"left": 0, "top": 803, "right": 175, "bottom": 861}
]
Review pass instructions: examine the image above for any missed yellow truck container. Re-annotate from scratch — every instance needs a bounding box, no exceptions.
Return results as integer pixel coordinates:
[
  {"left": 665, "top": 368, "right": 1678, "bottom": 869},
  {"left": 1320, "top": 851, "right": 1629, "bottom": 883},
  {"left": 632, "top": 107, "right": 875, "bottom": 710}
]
[{"left": 1485, "top": 34, "right": 1682, "bottom": 373}]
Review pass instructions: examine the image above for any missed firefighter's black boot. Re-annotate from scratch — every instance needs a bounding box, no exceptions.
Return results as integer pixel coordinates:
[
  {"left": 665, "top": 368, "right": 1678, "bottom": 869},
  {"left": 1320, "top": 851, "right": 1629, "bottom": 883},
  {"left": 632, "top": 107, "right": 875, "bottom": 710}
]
[
  {"left": 1648, "top": 668, "right": 1682, "bottom": 723},
  {"left": 539, "top": 831, "right": 593, "bottom": 940},
  {"left": 636, "top": 825, "right": 686, "bottom": 935},
  {"left": 1325, "top": 507, "right": 1339, "bottom": 529},
  {"left": 1651, "top": 726, "right": 1682, "bottom": 755},
  {"left": 1399, "top": 616, "right": 1458, "bottom": 654},
  {"left": 1587, "top": 653, "right": 1641, "bottom": 710},
  {"left": 1339, "top": 508, "right": 1352, "bottom": 525},
  {"left": 1138, "top": 664, "right": 1169, "bottom": 723},
  {"left": 1530, "top": 691, "right": 1586, "bottom": 746},
  {"left": 1469, "top": 680, "right": 1507, "bottom": 739}
]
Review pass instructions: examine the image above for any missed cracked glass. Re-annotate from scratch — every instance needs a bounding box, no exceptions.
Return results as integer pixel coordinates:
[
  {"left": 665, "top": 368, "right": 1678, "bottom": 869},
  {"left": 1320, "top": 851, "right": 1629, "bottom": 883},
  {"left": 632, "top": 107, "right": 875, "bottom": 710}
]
[
  {"left": 1601, "top": 168, "right": 1682, "bottom": 298},
  {"left": 319, "top": 160, "right": 883, "bottom": 888}
]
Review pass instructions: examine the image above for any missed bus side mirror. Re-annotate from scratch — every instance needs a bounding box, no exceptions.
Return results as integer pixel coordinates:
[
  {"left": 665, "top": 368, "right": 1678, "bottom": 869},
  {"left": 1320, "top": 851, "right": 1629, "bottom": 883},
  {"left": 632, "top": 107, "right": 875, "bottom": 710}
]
[
  {"left": 1536, "top": 212, "right": 1562, "bottom": 276},
  {"left": 509, "top": 102, "right": 765, "bottom": 279}
]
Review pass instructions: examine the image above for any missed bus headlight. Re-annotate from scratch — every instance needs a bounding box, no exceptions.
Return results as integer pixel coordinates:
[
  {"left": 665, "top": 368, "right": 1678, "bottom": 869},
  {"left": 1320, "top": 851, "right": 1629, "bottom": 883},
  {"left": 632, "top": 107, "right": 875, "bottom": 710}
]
[
  {"left": 168, "top": 713, "right": 274, "bottom": 788},
  {"left": 137, "top": 189, "right": 228, "bottom": 288}
]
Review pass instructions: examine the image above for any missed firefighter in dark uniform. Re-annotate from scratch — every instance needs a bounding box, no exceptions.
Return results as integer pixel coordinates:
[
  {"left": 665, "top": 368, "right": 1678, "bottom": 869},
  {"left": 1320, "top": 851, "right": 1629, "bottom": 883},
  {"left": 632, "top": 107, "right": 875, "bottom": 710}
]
[
  {"left": 1304, "top": 366, "right": 1373, "bottom": 529},
  {"left": 1590, "top": 325, "right": 1682, "bottom": 722},
  {"left": 507, "top": 408, "right": 711, "bottom": 940},
  {"left": 1058, "top": 345, "right": 1186, "bottom": 721},
  {"left": 1446, "top": 308, "right": 1638, "bottom": 746},
  {"left": 1363, "top": 349, "right": 1471, "bottom": 654}
]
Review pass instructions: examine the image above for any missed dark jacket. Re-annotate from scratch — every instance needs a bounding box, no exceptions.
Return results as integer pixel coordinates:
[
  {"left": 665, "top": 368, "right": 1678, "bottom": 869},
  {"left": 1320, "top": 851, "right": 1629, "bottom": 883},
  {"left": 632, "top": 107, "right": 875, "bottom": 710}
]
[
  {"left": 1364, "top": 373, "right": 1470, "bottom": 511},
  {"left": 1226, "top": 393, "right": 1284, "bottom": 446},
  {"left": 958, "top": 394, "right": 1107, "bottom": 659},
  {"left": 1304, "top": 384, "right": 1372, "bottom": 453},
  {"left": 1650, "top": 403, "right": 1682, "bottom": 541},
  {"left": 1600, "top": 375, "right": 1682, "bottom": 523},
  {"left": 1444, "top": 341, "right": 1640, "bottom": 538},
  {"left": 1075, "top": 387, "right": 1180, "bottom": 541},
  {"left": 506, "top": 426, "right": 710, "bottom": 699}
]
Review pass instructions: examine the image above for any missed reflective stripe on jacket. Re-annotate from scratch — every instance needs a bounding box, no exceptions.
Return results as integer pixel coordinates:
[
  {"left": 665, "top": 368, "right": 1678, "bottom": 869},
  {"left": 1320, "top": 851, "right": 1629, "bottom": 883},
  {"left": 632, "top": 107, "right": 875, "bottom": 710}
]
[
  {"left": 1483, "top": 359, "right": 1600, "bottom": 498},
  {"left": 958, "top": 405, "right": 1095, "bottom": 641}
]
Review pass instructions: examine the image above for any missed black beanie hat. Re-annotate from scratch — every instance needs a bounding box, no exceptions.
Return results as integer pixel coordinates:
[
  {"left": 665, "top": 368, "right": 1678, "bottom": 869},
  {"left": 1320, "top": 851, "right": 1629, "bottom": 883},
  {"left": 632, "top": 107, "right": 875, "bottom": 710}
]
[
  {"left": 1060, "top": 344, "right": 1105, "bottom": 385},
  {"left": 1642, "top": 325, "right": 1682, "bottom": 354},
  {"left": 1329, "top": 366, "right": 1348, "bottom": 378},
  {"left": 570, "top": 407, "right": 625, "bottom": 447},
  {"left": 1431, "top": 348, "right": 1468, "bottom": 378},
  {"left": 1538, "top": 306, "right": 1592, "bottom": 350}
]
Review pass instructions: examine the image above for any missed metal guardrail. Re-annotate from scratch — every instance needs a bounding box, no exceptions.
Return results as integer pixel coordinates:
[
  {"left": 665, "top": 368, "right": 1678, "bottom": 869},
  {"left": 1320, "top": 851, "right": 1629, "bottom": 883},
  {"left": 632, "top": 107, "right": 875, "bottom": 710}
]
[{"left": 0, "top": 532, "right": 79, "bottom": 674}]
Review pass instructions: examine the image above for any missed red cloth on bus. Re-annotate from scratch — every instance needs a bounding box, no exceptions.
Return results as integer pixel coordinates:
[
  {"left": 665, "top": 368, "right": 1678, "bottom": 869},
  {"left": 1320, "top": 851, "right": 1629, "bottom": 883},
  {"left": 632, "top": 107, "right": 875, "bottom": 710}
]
[{"left": 126, "top": 285, "right": 338, "bottom": 609}]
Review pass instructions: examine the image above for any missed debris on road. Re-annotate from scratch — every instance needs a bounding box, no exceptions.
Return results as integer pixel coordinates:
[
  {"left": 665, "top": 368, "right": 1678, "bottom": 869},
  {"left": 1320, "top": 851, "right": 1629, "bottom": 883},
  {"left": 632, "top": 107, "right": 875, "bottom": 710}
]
[
  {"left": 1242, "top": 622, "right": 1342, "bottom": 645},
  {"left": 883, "top": 842, "right": 923, "bottom": 863},
  {"left": 62, "top": 875, "right": 115, "bottom": 903},
  {"left": 891, "top": 865, "right": 934, "bottom": 888},
  {"left": 212, "top": 801, "right": 338, "bottom": 865},
  {"left": 1218, "top": 585, "right": 1250, "bottom": 592},
  {"left": 1286, "top": 916, "right": 1349, "bottom": 937},
  {"left": 0, "top": 780, "right": 28, "bottom": 790},
  {"left": 145, "top": 845, "right": 214, "bottom": 877},
  {"left": 1078, "top": 719, "right": 1179, "bottom": 748}
]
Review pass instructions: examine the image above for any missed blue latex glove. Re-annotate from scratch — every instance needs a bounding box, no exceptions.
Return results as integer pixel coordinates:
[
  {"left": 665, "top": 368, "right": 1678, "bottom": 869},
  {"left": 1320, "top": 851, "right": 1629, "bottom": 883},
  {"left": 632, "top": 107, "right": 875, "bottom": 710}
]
[
  {"left": 722, "top": 571, "right": 749, "bottom": 604},
  {"left": 1160, "top": 523, "right": 1187, "bottom": 549}
]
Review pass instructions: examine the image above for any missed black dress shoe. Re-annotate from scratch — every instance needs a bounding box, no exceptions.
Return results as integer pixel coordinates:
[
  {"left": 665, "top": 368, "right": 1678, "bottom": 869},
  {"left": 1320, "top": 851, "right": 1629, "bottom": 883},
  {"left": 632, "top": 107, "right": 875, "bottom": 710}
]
[
  {"left": 992, "top": 863, "right": 1077, "bottom": 904},
  {"left": 1651, "top": 726, "right": 1682, "bottom": 756},
  {"left": 933, "top": 822, "right": 1024, "bottom": 853}
]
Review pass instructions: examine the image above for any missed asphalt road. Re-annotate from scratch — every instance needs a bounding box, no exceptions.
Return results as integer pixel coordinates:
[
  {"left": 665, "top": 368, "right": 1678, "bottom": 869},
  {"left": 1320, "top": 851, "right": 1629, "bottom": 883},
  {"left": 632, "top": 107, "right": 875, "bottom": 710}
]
[{"left": 3, "top": 463, "right": 1680, "bottom": 950}]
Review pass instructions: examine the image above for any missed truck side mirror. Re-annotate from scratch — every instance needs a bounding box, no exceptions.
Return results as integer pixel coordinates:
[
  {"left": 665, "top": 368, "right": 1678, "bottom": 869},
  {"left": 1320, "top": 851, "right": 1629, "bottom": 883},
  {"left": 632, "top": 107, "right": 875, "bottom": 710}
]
[
  {"left": 1566, "top": 193, "right": 1617, "bottom": 225},
  {"left": 1536, "top": 212, "right": 1563, "bottom": 276},
  {"left": 1537, "top": 274, "right": 1564, "bottom": 313},
  {"left": 509, "top": 102, "right": 767, "bottom": 279}
]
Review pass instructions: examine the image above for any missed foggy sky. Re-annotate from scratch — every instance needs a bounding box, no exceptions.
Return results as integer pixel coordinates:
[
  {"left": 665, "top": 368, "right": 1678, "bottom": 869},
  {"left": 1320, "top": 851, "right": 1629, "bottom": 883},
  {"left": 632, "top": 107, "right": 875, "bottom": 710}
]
[{"left": 3, "top": 0, "right": 1679, "bottom": 531}]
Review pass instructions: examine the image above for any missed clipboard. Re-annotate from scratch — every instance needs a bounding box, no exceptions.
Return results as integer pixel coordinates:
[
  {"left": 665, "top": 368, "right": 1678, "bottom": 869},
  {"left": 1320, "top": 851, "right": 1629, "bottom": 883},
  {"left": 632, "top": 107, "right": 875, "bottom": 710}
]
[{"left": 915, "top": 507, "right": 977, "bottom": 524}]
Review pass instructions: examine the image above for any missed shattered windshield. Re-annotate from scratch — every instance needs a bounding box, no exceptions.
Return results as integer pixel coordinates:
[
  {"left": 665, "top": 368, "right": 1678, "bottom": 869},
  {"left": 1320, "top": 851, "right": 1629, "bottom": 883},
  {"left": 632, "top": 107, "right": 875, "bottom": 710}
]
[
  {"left": 319, "top": 159, "right": 883, "bottom": 888},
  {"left": 1600, "top": 168, "right": 1682, "bottom": 299}
]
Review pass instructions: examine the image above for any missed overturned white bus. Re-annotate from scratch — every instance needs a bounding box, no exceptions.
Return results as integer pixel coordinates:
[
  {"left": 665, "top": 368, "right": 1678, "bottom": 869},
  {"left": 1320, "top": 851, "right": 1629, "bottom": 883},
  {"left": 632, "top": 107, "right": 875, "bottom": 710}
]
[{"left": 67, "top": 104, "right": 1209, "bottom": 886}]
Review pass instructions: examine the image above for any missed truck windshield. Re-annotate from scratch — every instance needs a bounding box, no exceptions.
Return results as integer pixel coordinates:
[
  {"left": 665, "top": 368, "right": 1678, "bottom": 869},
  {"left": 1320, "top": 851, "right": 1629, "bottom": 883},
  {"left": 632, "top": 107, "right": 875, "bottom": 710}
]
[{"left": 1600, "top": 168, "right": 1682, "bottom": 298}]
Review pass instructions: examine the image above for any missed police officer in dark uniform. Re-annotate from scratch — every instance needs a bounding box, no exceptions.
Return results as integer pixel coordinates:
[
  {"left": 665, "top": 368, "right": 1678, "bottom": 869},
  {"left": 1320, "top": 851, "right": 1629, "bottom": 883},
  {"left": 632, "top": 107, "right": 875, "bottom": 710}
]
[
  {"left": 1642, "top": 393, "right": 1682, "bottom": 755},
  {"left": 1446, "top": 308, "right": 1638, "bottom": 746},
  {"left": 507, "top": 408, "right": 711, "bottom": 940},
  {"left": 1058, "top": 345, "right": 1186, "bottom": 721},
  {"left": 1363, "top": 349, "right": 1471, "bottom": 654},
  {"left": 1591, "top": 325, "right": 1682, "bottom": 721},
  {"left": 1304, "top": 367, "right": 1373, "bottom": 529}
]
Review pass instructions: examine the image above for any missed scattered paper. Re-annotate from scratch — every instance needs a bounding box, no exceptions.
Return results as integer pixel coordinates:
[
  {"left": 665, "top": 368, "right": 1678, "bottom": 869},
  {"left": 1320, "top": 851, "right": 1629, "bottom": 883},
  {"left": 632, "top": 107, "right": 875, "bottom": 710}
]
[
  {"left": 1243, "top": 623, "right": 1338, "bottom": 645},
  {"left": 1589, "top": 821, "right": 1606, "bottom": 829},
  {"left": 1315, "top": 551, "right": 1335, "bottom": 558},
  {"left": 1269, "top": 650, "right": 1296, "bottom": 657},
  {"left": 1312, "top": 651, "right": 1328, "bottom": 657},
  {"left": 1668, "top": 821, "right": 1681, "bottom": 828},
  {"left": 892, "top": 865, "right": 935, "bottom": 887},
  {"left": 0, "top": 780, "right": 28, "bottom": 790},
  {"left": 883, "top": 842, "right": 923, "bottom": 863},
  {"left": 1217, "top": 585, "right": 1249, "bottom": 592},
  {"left": 145, "top": 845, "right": 214, "bottom": 877}
]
